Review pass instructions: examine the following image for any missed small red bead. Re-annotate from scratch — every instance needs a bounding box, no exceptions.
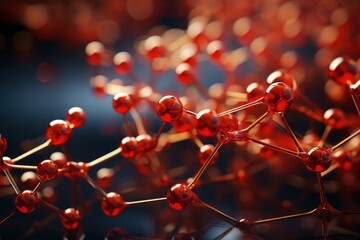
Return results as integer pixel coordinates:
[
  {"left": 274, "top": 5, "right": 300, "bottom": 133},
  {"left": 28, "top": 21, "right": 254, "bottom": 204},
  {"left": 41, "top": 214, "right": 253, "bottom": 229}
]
[
  {"left": 136, "top": 134, "right": 156, "bottom": 153},
  {"left": 304, "top": 147, "right": 332, "bottom": 173},
  {"left": 206, "top": 40, "right": 224, "bottom": 61},
  {"left": 332, "top": 150, "right": 354, "bottom": 170},
  {"left": 229, "top": 130, "right": 249, "bottom": 142},
  {"left": 0, "top": 156, "right": 12, "bottom": 171},
  {"left": 144, "top": 36, "right": 166, "bottom": 61},
  {"left": 167, "top": 183, "right": 195, "bottom": 210},
  {"left": 63, "top": 162, "right": 89, "bottom": 179},
  {"left": 195, "top": 109, "right": 220, "bottom": 137},
  {"left": 323, "top": 108, "right": 345, "bottom": 129},
  {"left": 21, "top": 171, "right": 38, "bottom": 189},
  {"left": 0, "top": 134, "right": 7, "bottom": 156},
  {"left": 101, "top": 192, "right": 126, "bottom": 217},
  {"left": 219, "top": 114, "right": 239, "bottom": 133},
  {"left": 96, "top": 168, "right": 114, "bottom": 189},
  {"left": 66, "top": 107, "right": 86, "bottom": 128},
  {"left": 120, "top": 137, "right": 138, "bottom": 158},
  {"left": 246, "top": 83, "right": 265, "bottom": 102},
  {"left": 37, "top": 160, "right": 58, "bottom": 181},
  {"left": 46, "top": 120, "right": 72, "bottom": 146},
  {"left": 113, "top": 52, "right": 132, "bottom": 75},
  {"left": 175, "top": 63, "right": 196, "bottom": 84},
  {"left": 198, "top": 144, "right": 219, "bottom": 165},
  {"left": 266, "top": 70, "right": 297, "bottom": 91},
  {"left": 50, "top": 152, "right": 68, "bottom": 169},
  {"left": 15, "top": 190, "right": 39, "bottom": 213},
  {"left": 85, "top": 41, "right": 104, "bottom": 66},
  {"left": 263, "top": 82, "right": 293, "bottom": 112},
  {"left": 172, "top": 114, "right": 195, "bottom": 133},
  {"left": 328, "top": 56, "right": 358, "bottom": 86},
  {"left": 61, "top": 208, "right": 82, "bottom": 230},
  {"left": 90, "top": 75, "right": 109, "bottom": 98},
  {"left": 156, "top": 96, "right": 184, "bottom": 123},
  {"left": 179, "top": 43, "right": 198, "bottom": 68},
  {"left": 112, "top": 93, "right": 133, "bottom": 114}
]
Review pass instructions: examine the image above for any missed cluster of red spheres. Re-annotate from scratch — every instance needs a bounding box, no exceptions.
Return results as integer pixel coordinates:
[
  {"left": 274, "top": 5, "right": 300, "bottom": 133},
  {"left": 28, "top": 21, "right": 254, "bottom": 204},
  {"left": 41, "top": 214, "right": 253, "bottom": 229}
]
[{"left": 1, "top": 0, "right": 360, "bottom": 239}]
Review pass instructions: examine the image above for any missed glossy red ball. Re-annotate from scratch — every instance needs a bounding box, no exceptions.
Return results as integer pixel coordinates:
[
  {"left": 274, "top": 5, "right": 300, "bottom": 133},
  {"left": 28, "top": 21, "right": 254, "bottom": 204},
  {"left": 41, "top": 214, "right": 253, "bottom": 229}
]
[
  {"left": 263, "top": 82, "right": 293, "bottom": 112},
  {"left": 156, "top": 96, "right": 184, "bottom": 123},
  {"left": 37, "top": 160, "right": 58, "bottom": 181},
  {"left": 101, "top": 192, "right": 126, "bottom": 217},
  {"left": 66, "top": 107, "right": 86, "bottom": 128},
  {"left": 167, "top": 183, "right": 194, "bottom": 210},
  {"left": 46, "top": 120, "right": 72, "bottom": 146},
  {"left": 15, "top": 190, "right": 39, "bottom": 213},
  {"left": 195, "top": 109, "right": 220, "bottom": 137}
]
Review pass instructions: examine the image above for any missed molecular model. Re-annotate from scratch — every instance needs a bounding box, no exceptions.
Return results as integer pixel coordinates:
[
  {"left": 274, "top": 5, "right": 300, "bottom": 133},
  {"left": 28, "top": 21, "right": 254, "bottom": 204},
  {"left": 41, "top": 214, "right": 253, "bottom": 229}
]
[{"left": 1, "top": 0, "right": 360, "bottom": 239}]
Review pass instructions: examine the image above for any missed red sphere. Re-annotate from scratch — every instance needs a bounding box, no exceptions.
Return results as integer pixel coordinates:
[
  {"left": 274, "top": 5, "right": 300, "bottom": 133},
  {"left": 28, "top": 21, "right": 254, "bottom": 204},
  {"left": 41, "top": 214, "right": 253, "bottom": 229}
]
[
  {"left": 101, "top": 192, "right": 126, "bottom": 217},
  {"left": 113, "top": 52, "right": 132, "bottom": 75},
  {"left": 246, "top": 83, "right": 265, "bottom": 102},
  {"left": 50, "top": 152, "right": 68, "bottom": 169},
  {"left": 198, "top": 144, "right": 219, "bottom": 165},
  {"left": 37, "top": 160, "right": 58, "bottom": 181},
  {"left": 263, "top": 82, "right": 293, "bottom": 112},
  {"left": 15, "top": 190, "right": 39, "bottom": 213},
  {"left": 120, "top": 137, "right": 138, "bottom": 158},
  {"left": 350, "top": 80, "right": 360, "bottom": 95},
  {"left": 167, "top": 183, "right": 195, "bottom": 210},
  {"left": 96, "top": 168, "right": 114, "bottom": 189},
  {"left": 328, "top": 56, "right": 358, "bottom": 86},
  {"left": 172, "top": 114, "right": 195, "bottom": 133},
  {"left": 112, "top": 92, "right": 133, "bottom": 114},
  {"left": 63, "top": 162, "right": 89, "bottom": 179},
  {"left": 304, "top": 147, "right": 332, "bottom": 173},
  {"left": 0, "top": 156, "right": 12, "bottom": 171},
  {"left": 219, "top": 114, "right": 239, "bottom": 133},
  {"left": 144, "top": 36, "right": 166, "bottom": 61},
  {"left": 206, "top": 40, "right": 224, "bottom": 61},
  {"left": 136, "top": 134, "right": 155, "bottom": 153},
  {"left": 175, "top": 63, "right": 196, "bottom": 84},
  {"left": 266, "top": 70, "right": 297, "bottom": 91},
  {"left": 66, "top": 107, "right": 86, "bottom": 128},
  {"left": 323, "top": 108, "right": 345, "bottom": 129},
  {"left": 0, "top": 134, "right": 7, "bottom": 156},
  {"left": 333, "top": 150, "right": 354, "bottom": 170},
  {"left": 60, "top": 208, "right": 82, "bottom": 230},
  {"left": 85, "top": 41, "right": 104, "bottom": 66},
  {"left": 90, "top": 75, "right": 109, "bottom": 98},
  {"left": 46, "top": 120, "right": 72, "bottom": 146},
  {"left": 195, "top": 109, "right": 220, "bottom": 137},
  {"left": 156, "top": 96, "right": 184, "bottom": 123}
]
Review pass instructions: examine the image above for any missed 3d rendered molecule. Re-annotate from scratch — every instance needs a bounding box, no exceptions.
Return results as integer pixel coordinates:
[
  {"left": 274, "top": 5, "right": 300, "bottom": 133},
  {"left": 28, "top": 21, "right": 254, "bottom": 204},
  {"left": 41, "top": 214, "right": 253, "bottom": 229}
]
[{"left": 1, "top": 1, "right": 360, "bottom": 239}]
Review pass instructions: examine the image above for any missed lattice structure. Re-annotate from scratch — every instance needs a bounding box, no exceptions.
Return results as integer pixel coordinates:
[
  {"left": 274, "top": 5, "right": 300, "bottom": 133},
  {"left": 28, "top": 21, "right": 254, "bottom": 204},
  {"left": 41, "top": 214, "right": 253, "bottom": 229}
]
[{"left": 1, "top": 1, "right": 360, "bottom": 239}]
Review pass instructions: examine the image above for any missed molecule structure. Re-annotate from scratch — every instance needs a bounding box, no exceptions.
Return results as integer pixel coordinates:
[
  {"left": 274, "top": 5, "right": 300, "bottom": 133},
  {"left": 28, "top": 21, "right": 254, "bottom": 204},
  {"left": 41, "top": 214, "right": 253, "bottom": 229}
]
[{"left": 1, "top": 1, "right": 360, "bottom": 239}]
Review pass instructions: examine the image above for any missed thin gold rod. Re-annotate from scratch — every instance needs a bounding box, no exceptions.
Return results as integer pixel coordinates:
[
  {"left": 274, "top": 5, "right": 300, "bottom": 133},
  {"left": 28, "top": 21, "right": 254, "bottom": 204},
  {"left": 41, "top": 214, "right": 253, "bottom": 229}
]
[
  {"left": 253, "top": 209, "right": 315, "bottom": 225},
  {"left": 125, "top": 197, "right": 167, "bottom": 205},
  {"left": 12, "top": 140, "right": 51, "bottom": 163},
  {"left": 250, "top": 137, "right": 300, "bottom": 158},
  {"left": 0, "top": 209, "right": 16, "bottom": 225},
  {"left": 188, "top": 138, "right": 225, "bottom": 189},
  {"left": 219, "top": 98, "right": 263, "bottom": 117},
  {"left": 84, "top": 174, "right": 107, "bottom": 196},
  {"left": 86, "top": 148, "right": 122, "bottom": 167},
  {"left": 279, "top": 113, "right": 305, "bottom": 153},
  {"left": 130, "top": 109, "right": 146, "bottom": 135},
  {"left": 244, "top": 111, "right": 270, "bottom": 132},
  {"left": 330, "top": 129, "right": 360, "bottom": 152},
  {"left": 3, "top": 169, "right": 20, "bottom": 194}
]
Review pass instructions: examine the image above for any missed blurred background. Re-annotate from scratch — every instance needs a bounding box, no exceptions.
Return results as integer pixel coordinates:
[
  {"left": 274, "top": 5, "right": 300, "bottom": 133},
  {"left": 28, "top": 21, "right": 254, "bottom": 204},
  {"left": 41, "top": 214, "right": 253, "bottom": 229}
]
[{"left": 0, "top": 0, "right": 360, "bottom": 239}]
